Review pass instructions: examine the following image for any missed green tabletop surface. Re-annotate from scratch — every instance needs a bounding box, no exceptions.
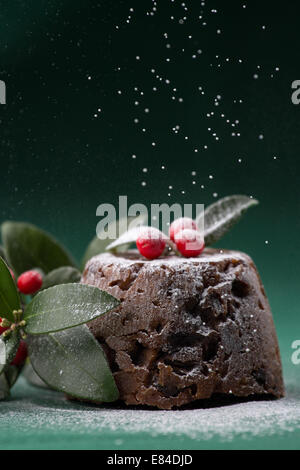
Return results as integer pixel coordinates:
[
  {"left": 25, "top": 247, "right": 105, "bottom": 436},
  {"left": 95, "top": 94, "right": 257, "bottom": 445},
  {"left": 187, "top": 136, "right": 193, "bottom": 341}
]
[
  {"left": 0, "top": 355, "right": 299, "bottom": 450},
  {"left": 1, "top": 0, "right": 300, "bottom": 451}
]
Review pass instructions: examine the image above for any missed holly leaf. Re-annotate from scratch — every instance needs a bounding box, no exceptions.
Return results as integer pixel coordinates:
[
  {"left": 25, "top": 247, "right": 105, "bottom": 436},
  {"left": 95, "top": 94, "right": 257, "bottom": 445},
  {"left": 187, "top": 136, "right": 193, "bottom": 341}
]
[
  {"left": 0, "top": 256, "right": 21, "bottom": 322},
  {"left": 106, "top": 226, "right": 148, "bottom": 252},
  {"left": 27, "top": 324, "right": 119, "bottom": 402},
  {"left": 0, "top": 364, "right": 25, "bottom": 400},
  {"left": 0, "top": 245, "right": 8, "bottom": 264},
  {"left": 0, "top": 330, "right": 20, "bottom": 375},
  {"left": 5, "top": 364, "right": 21, "bottom": 387},
  {"left": 1, "top": 221, "right": 77, "bottom": 277},
  {"left": 197, "top": 195, "right": 259, "bottom": 246},
  {"left": 81, "top": 215, "right": 146, "bottom": 269},
  {"left": 23, "top": 283, "right": 120, "bottom": 335},
  {"left": 23, "top": 361, "right": 49, "bottom": 389},
  {"left": 0, "top": 372, "right": 10, "bottom": 400},
  {"left": 41, "top": 266, "right": 82, "bottom": 291}
]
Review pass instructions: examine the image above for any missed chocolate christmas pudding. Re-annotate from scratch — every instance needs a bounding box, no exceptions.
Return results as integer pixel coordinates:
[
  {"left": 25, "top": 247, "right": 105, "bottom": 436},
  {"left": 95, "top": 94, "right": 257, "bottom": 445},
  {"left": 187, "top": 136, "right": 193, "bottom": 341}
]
[{"left": 82, "top": 248, "right": 284, "bottom": 409}]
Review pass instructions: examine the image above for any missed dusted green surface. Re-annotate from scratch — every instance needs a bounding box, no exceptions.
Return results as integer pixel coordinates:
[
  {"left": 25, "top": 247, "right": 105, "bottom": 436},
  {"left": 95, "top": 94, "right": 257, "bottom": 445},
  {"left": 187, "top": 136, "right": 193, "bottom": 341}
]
[
  {"left": 0, "top": 359, "right": 299, "bottom": 450},
  {"left": 0, "top": 0, "right": 300, "bottom": 450}
]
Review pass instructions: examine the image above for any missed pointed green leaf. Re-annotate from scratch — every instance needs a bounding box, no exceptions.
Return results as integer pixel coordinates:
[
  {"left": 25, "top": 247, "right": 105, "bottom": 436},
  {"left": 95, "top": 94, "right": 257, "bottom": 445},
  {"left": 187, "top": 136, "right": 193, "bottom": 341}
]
[
  {"left": 27, "top": 324, "right": 119, "bottom": 402},
  {"left": 81, "top": 215, "right": 146, "bottom": 269},
  {"left": 0, "top": 365, "right": 24, "bottom": 400},
  {"left": 5, "top": 364, "right": 20, "bottom": 387},
  {"left": 0, "top": 330, "right": 20, "bottom": 374},
  {"left": 41, "top": 266, "right": 81, "bottom": 291},
  {"left": 197, "top": 195, "right": 259, "bottom": 246},
  {"left": 23, "top": 362, "right": 49, "bottom": 389},
  {"left": 1, "top": 221, "right": 77, "bottom": 277},
  {"left": 24, "top": 283, "right": 120, "bottom": 335},
  {"left": 0, "top": 246, "right": 8, "bottom": 264},
  {"left": 106, "top": 226, "right": 148, "bottom": 252},
  {"left": 0, "top": 372, "right": 10, "bottom": 400},
  {"left": 0, "top": 257, "right": 21, "bottom": 322}
]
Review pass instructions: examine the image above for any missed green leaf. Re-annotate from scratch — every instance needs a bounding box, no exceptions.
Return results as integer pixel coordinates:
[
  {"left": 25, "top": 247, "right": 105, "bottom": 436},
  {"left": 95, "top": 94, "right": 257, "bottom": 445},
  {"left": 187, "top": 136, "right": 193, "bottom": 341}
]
[
  {"left": 5, "top": 364, "right": 20, "bottom": 387},
  {"left": 0, "top": 245, "right": 8, "bottom": 264},
  {"left": 24, "top": 283, "right": 120, "bottom": 335},
  {"left": 41, "top": 266, "right": 82, "bottom": 291},
  {"left": 197, "top": 195, "right": 259, "bottom": 246},
  {"left": 1, "top": 221, "right": 77, "bottom": 277},
  {"left": 106, "top": 226, "right": 148, "bottom": 252},
  {"left": 0, "top": 330, "right": 20, "bottom": 375},
  {"left": 0, "top": 365, "right": 24, "bottom": 400},
  {"left": 0, "top": 256, "right": 21, "bottom": 322},
  {"left": 0, "top": 372, "right": 10, "bottom": 400},
  {"left": 23, "top": 361, "right": 49, "bottom": 389},
  {"left": 81, "top": 215, "right": 146, "bottom": 269},
  {"left": 27, "top": 324, "right": 119, "bottom": 402}
]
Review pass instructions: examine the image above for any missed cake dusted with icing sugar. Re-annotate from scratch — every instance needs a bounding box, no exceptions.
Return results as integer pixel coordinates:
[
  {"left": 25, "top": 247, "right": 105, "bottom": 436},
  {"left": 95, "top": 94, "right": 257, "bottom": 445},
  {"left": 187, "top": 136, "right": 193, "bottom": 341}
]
[{"left": 82, "top": 249, "right": 284, "bottom": 409}]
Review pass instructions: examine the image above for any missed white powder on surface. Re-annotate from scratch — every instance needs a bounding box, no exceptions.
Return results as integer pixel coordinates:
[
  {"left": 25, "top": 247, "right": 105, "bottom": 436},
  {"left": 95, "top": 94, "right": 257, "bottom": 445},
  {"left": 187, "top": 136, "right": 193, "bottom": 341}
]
[{"left": 0, "top": 377, "right": 299, "bottom": 445}]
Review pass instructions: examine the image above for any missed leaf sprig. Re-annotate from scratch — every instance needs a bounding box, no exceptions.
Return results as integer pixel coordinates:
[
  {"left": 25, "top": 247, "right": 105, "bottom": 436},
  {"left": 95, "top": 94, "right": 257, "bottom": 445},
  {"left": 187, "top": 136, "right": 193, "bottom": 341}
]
[
  {"left": 105, "top": 195, "right": 259, "bottom": 253},
  {"left": 199, "top": 194, "right": 259, "bottom": 246},
  {"left": 0, "top": 216, "right": 143, "bottom": 400},
  {"left": 0, "top": 256, "right": 120, "bottom": 402}
]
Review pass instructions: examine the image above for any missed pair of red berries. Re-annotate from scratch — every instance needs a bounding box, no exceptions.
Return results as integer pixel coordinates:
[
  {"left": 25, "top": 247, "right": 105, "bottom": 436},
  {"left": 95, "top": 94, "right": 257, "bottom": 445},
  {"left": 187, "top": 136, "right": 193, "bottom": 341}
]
[{"left": 136, "top": 217, "right": 205, "bottom": 260}]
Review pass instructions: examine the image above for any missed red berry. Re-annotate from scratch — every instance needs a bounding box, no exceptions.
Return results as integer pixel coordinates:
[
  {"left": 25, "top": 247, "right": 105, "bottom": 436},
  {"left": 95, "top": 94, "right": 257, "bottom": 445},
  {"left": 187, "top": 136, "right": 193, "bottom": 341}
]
[
  {"left": 136, "top": 227, "right": 166, "bottom": 260},
  {"left": 169, "top": 217, "right": 198, "bottom": 242},
  {"left": 174, "top": 229, "right": 205, "bottom": 258},
  {"left": 11, "top": 340, "right": 28, "bottom": 366},
  {"left": 0, "top": 318, "right": 8, "bottom": 335},
  {"left": 17, "top": 270, "right": 43, "bottom": 295}
]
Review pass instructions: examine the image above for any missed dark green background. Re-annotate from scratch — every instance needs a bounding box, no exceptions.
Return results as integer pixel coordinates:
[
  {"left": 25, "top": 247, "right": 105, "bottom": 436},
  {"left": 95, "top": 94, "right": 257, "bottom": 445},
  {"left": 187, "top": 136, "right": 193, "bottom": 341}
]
[{"left": 0, "top": 0, "right": 299, "bottom": 449}]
